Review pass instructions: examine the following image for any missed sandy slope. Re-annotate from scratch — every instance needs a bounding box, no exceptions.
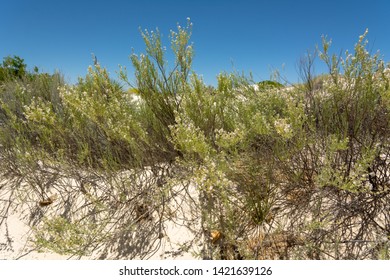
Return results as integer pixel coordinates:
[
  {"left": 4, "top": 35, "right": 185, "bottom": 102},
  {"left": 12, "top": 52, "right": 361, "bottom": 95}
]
[
  {"left": 0, "top": 178, "right": 198, "bottom": 260},
  {"left": 0, "top": 208, "right": 197, "bottom": 260}
]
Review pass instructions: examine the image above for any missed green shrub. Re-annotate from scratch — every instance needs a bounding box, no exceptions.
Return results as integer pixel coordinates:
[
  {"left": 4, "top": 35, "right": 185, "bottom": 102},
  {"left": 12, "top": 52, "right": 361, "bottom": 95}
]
[
  {"left": 1, "top": 25, "right": 390, "bottom": 260},
  {"left": 0, "top": 55, "right": 27, "bottom": 82}
]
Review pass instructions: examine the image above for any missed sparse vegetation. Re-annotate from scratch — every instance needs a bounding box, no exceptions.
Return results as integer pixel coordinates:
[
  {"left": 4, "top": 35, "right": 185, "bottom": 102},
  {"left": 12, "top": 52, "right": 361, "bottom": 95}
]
[{"left": 1, "top": 22, "right": 390, "bottom": 259}]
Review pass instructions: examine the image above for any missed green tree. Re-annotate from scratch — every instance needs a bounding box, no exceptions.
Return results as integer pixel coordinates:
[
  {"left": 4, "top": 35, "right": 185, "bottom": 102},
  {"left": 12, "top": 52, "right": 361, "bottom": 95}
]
[{"left": 0, "top": 55, "right": 27, "bottom": 81}]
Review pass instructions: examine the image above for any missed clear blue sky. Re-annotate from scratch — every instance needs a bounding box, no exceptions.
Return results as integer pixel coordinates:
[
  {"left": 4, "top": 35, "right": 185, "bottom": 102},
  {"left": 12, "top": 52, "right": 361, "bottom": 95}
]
[{"left": 1, "top": 0, "right": 389, "bottom": 86}]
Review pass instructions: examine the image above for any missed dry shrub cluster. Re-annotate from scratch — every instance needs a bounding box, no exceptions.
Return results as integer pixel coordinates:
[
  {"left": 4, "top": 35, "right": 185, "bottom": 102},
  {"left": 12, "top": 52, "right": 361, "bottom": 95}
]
[{"left": 1, "top": 23, "right": 390, "bottom": 259}]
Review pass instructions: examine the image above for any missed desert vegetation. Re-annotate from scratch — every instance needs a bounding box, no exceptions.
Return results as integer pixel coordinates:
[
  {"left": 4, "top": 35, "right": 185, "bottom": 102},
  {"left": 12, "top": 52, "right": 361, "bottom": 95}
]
[{"left": 1, "top": 21, "right": 390, "bottom": 259}]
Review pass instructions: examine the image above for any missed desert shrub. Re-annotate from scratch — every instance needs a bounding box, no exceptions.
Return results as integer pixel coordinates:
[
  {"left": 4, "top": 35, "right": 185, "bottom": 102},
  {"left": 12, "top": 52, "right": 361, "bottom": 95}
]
[
  {"left": 1, "top": 24, "right": 390, "bottom": 260},
  {"left": 166, "top": 61, "right": 307, "bottom": 259},
  {"left": 169, "top": 30, "right": 390, "bottom": 260},
  {"left": 281, "top": 30, "right": 390, "bottom": 259},
  {"left": 0, "top": 70, "right": 65, "bottom": 172},
  {"left": 120, "top": 19, "right": 194, "bottom": 163},
  {"left": 58, "top": 65, "right": 147, "bottom": 169},
  {"left": 0, "top": 22, "right": 194, "bottom": 259}
]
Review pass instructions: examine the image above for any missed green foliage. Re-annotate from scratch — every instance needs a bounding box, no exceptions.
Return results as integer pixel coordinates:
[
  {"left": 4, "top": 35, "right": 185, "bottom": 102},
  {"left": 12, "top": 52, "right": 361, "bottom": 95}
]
[
  {"left": 123, "top": 19, "right": 194, "bottom": 161},
  {"left": 34, "top": 216, "right": 102, "bottom": 256},
  {"left": 1, "top": 24, "right": 390, "bottom": 260},
  {"left": 60, "top": 64, "right": 146, "bottom": 168},
  {"left": 257, "top": 80, "right": 284, "bottom": 90},
  {"left": 0, "top": 55, "right": 27, "bottom": 81}
]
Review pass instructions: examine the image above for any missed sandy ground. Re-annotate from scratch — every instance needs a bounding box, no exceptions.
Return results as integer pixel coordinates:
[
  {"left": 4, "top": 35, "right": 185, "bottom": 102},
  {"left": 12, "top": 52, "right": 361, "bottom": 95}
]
[
  {"left": 0, "top": 178, "right": 198, "bottom": 260},
  {"left": 0, "top": 213, "right": 197, "bottom": 260}
]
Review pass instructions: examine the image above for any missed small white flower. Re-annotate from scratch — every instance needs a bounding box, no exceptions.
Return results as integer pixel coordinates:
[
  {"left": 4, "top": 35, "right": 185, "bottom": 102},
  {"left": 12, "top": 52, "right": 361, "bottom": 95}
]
[
  {"left": 274, "top": 118, "right": 292, "bottom": 138},
  {"left": 379, "top": 153, "right": 387, "bottom": 161}
]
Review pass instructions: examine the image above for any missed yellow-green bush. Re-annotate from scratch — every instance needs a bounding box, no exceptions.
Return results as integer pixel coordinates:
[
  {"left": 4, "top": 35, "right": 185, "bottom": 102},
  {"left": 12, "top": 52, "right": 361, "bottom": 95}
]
[{"left": 1, "top": 24, "right": 390, "bottom": 259}]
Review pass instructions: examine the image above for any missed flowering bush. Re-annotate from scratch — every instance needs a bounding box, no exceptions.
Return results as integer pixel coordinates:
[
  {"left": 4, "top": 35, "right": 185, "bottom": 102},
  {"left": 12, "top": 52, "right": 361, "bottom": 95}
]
[{"left": 1, "top": 23, "right": 390, "bottom": 260}]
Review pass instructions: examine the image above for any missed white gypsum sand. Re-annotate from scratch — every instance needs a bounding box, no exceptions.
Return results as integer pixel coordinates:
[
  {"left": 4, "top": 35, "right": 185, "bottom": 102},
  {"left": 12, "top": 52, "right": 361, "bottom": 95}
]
[{"left": 0, "top": 169, "right": 200, "bottom": 260}]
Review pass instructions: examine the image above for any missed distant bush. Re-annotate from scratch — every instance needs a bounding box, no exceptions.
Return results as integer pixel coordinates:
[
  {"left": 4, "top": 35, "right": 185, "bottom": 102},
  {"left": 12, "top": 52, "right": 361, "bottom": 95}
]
[
  {"left": 257, "top": 80, "right": 284, "bottom": 90},
  {"left": 0, "top": 55, "right": 27, "bottom": 82}
]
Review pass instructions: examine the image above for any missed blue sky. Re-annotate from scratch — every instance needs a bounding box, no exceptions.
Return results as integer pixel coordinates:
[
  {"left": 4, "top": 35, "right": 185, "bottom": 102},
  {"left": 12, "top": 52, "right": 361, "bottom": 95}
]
[{"left": 1, "top": 0, "right": 389, "bottom": 86}]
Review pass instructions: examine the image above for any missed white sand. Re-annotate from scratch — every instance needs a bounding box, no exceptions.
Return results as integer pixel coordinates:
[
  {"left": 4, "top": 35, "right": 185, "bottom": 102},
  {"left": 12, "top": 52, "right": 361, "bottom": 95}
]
[{"left": 0, "top": 178, "right": 199, "bottom": 260}]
